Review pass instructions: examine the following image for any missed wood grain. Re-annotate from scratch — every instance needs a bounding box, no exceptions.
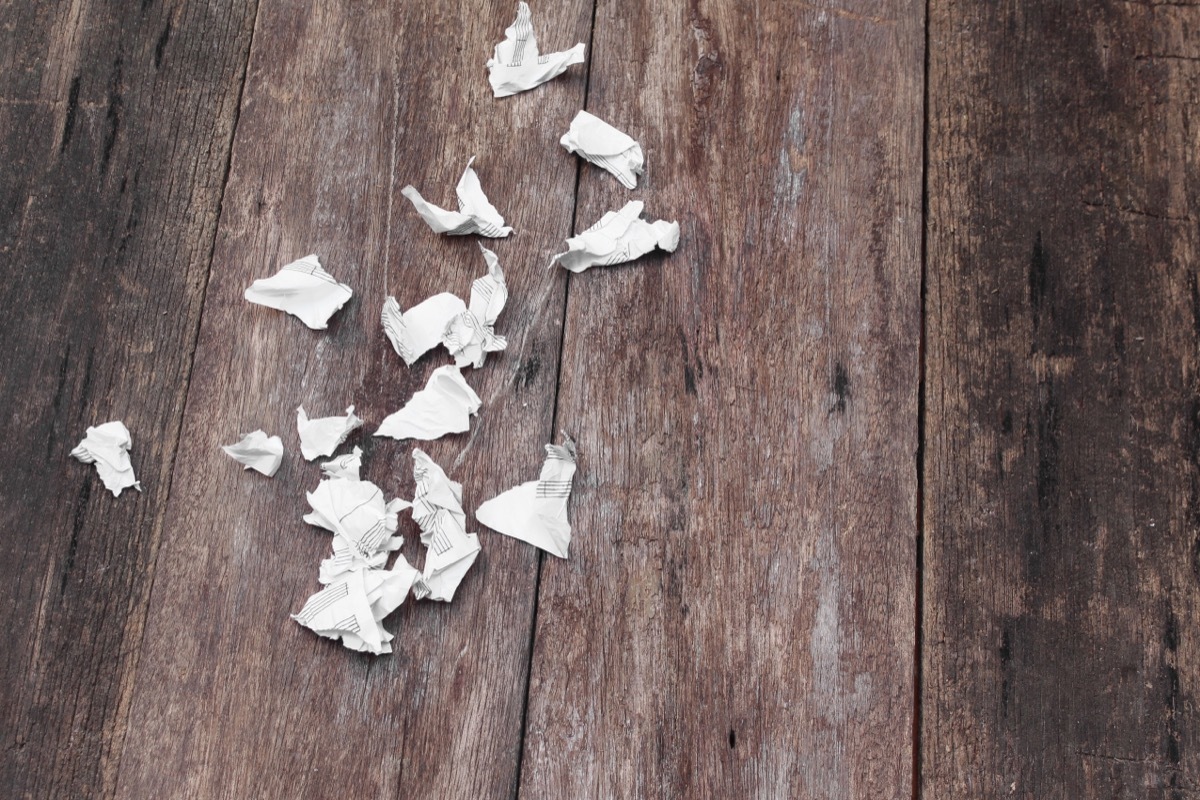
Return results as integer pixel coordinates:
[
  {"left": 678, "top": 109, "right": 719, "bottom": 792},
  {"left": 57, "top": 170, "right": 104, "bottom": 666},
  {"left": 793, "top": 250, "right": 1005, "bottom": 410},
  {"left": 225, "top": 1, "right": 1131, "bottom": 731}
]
[
  {"left": 114, "top": 1, "right": 592, "bottom": 797},
  {"left": 0, "top": 2, "right": 255, "bottom": 797},
  {"left": 924, "top": 1, "right": 1200, "bottom": 796},
  {"left": 519, "top": 0, "right": 924, "bottom": 796}
]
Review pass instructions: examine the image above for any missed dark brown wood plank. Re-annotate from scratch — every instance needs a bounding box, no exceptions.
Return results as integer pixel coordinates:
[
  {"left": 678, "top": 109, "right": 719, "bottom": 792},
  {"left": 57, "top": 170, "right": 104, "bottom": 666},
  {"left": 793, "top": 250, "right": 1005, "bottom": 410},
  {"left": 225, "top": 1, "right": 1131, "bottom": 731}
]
[
  {"left": 0, "top": 2, "right": 255, "bottom": 797},
  {"left": 114, "top": 2, "right": 591, "bottom": 797},
  {"left": 520, "top": 0, "right": 923, "bottom": 796},
  {"left": 924, "top": 1, "right": 1200, "bottom": 796}
]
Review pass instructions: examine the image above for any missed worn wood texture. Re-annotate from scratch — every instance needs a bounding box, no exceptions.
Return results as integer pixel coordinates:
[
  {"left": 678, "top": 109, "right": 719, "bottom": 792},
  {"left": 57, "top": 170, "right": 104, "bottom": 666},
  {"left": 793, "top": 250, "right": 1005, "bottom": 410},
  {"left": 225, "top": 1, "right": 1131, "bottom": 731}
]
[
  {"left": 114, "top": 1, "right": 591, "bottom": 797},
  {"left": 924, "top": 1, "right": 1200, "bottom": 796},
  {"left": 519, "top": 0, "right": 923, "bottom": 796},
  {"left": 0, "top": 2, "right": 255, "bottom": 798}
]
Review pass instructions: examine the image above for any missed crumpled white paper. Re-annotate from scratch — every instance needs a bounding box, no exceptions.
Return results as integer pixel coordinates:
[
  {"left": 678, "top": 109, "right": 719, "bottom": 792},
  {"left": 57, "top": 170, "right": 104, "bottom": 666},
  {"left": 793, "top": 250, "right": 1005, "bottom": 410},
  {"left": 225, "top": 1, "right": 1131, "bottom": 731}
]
[
  {"left": 375, "top": 365, "right": 481, "bottom": 442},
  {"left": 244, "top": 254, "right": 352, "bottom": 330},
  {"left": 410, "top": 449, "right": 480, "bottom": 602},
  {"left": 487, "top": 2, "right": 586, "bottom": 98},
  {"left": 320, "top": 446, "right": 362, "bottom": 481},
  {"left": 296, "top": 405, "right": 363, "bottom": 461},
  {"left": 304, "top": 477, "right": 410, "bottom": 583},
  {"left": 292, "top": 558, "right": 420, "bottom": 655},
  {"left": 382, "top": 292, "right": 466, "bottom": 366},
  {"left": 550, "top": 201, "right": 680, "bottom": 272},
  {"left": 560, "top": 111, "right": 644, "bottom": 189},
  {"left": 476, "top": 436, "right": 577, "bottom": 558},
  {"left": 443, "top": 244, "right": 509, "bottom": 368},
  {"left": 401, "top": 157, "right": 513, "bottom": 238},
  {"left": 71, "top": 420, "right": 141, "bottom": 497},
  {"left": 221, "top": 430, "right": 283, "bottom": 477}
]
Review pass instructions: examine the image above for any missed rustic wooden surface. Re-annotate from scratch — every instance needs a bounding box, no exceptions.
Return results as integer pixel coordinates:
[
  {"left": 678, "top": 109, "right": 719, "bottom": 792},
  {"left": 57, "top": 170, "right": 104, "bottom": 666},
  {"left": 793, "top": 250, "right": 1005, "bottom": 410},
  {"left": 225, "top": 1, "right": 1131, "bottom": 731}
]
[
  {"left": 3, "top": 0, "right": 1197, "bottom": 797},
  {"left": 924, "top": 1, "right": 1200, "bottom": 797}
]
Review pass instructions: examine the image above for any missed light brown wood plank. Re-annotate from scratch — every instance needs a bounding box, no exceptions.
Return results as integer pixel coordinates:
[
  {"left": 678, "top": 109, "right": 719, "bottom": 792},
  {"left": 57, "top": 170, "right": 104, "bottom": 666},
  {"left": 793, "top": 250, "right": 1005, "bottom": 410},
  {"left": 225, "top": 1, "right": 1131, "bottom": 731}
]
[{"left": 519, "top": 0, "right": 924, "bottom": 796}]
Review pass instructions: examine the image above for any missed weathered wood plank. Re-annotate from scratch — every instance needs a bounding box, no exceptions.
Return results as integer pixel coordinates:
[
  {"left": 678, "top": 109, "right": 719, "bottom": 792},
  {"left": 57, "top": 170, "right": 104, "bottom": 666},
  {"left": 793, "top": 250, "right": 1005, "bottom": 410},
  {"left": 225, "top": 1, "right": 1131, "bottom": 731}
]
[
  {"left": 924, "top": 1, "right": 1200, "bottom": 796},
  {"left": 114, "top": 2, "right": 591, "bottom": 797},
  {"left": 519, "top": 0, "right": 923, "bottom": 796},
  {"left": 0, "top": 2, "right": 255, "bottom": 797}
]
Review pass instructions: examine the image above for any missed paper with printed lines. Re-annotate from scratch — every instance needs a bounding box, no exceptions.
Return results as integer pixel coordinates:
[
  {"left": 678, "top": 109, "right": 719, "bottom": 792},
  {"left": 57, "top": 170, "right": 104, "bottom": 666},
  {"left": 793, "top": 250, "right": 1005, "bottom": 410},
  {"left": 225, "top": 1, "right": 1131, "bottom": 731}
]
[{"left": 476, "top": 436, "right": 577, "bottom": 558}]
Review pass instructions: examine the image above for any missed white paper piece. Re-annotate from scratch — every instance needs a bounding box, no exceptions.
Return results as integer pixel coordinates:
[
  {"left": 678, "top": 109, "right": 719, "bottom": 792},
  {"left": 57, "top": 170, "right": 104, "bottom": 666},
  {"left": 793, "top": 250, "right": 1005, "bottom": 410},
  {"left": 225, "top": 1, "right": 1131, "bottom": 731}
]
[
  {"left": 296, "top": 405, "right": 363, "bottom": 461},
  {"left": 304, "top": 477, "right": 411, "bottom": 584},
  {"left": 220, "top": 430, "right": 284, "bottom": 477},
  {"left": 477, "top": 437, "right": 576, "bottom": 558},
  {"left": 292, "top": 558, "right": 420, "bottom": 655},
  {"left": 560, "top": 111, "right": 644, "bottom": 189},
  {"left": 401, "top": 157, "right": 512, "bottom": 238},
  {"left": 244, "top": 254, "right": 352, "bottom": 330},
  {"left": 487, "top": 2, "right": 586, "bottom": 98},
  {"left": 71, "top": 421, "right": 141, "bottom": 497},
  {"left": 410, "top": 449, "right": 481, "bottom": 602},
  {"left": 443, "top": 244, "right": 509, "bottom": 369},
  {"left": 382, "top": 292, "right": 466, "bottom": 366},
  {"left": 320, "top": 446, "right": 362, "bottom": 481},
  {"left": 375, "top": 366, "right": 481, "bottom": 442},
  {"left": 550, "top": 201, "right": 680, "bottom": 273}
]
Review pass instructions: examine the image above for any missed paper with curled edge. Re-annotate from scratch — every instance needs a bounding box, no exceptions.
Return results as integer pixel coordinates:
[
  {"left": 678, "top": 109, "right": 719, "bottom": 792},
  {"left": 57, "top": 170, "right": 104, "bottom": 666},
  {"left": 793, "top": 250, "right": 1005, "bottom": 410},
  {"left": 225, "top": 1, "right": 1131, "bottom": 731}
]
[
  {"left": 476, "top": 437, "right": 576, "bottom": 558},
  {"left": 487, "top": 2, "right": 586, "bottom": 98},
  {"left": 296, "top": 405, "right": 363, "bottom": 461},
  {"left": 376, "top": 366, "right": 481, "bottom": 441},
  {"left": 560, "top": 111, "right": 644, "bottom": 189},
  {"left": 292, "top": 558, "right": 420, "bottom": 655},
  {"left": 320, "top": 446, "right": 362, "bottom": 481},
  {"left": 443, "top": 245, "right": 508, "bottom": 368},
  {"left": 410, "top": 449, "right": 480, "bottom": 602},
  {"left": 71, "top": 421, "right": 141, "bottom": 497},
  {"left": 221, "top": 430, "right": 284, "bottom": 477},
  {"left": 382, "top": 293, "right": 466, "bottom": 366},
  {"left": 244, "top": 254, "right": 352, "bottom": 330},
  {"left": 401, "top": 157, "right": 512, "bottom": 238},
  {"left": 550, "top": 201, "right": 680, "bottom": 273}
]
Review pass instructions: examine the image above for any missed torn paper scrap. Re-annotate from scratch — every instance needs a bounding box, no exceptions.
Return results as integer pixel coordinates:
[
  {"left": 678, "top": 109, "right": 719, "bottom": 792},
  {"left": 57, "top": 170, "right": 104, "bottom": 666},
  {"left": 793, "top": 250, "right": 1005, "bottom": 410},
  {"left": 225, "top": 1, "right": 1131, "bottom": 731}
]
[
  {"left": 477, "top": 436, "right": 576, "bottom": 558},
  {"left": 244, "top": 254, "right": 352, "bottom": 330},
  {"left": 382, "top": 292, "right": 466, "bottom": 366},
  {"left": 550, "top": 201, "right": 680, "bottom": 273},
  {"left": 442, "top": 244, "right": 508, "bottom": 369},
  {"left": 320, "top": 446, "right": 362, "bottom": 481},
  {"left": 375, "top": 366, "right": 481, "bottom": 441},
  {"left": 401, "top": 157, "right": 512, "bottom": 238},
  {"left": 487, "top": 2, "right": 586, "bottom": 98},
  {"left": 71, "top": 421, "right": 141, "bottom": 497},
  {"left": 560, "top": 110, "right": 644, "bottom": 189},
  {"left": 296, "top": 405, "right": 363, "bottom": 461},
  {"left": 292, "top": 558, "right": 420, "bottom": 655},
  {"left": 410, "top": 449, "right": 481, "bottom": 602},
  {"left": 304, "top": 477, "right": 410, "bottom": 583},
  {"left": 221, "top": 430, "right": 284, "bottom": 477}
]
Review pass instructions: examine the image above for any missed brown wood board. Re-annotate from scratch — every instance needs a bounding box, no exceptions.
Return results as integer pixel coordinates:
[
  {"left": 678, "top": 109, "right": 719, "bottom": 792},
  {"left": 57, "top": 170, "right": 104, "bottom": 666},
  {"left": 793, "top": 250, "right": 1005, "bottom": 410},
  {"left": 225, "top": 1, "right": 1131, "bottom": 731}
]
[
  {"left": 519, "top": 0, "right": 924, "bottom": 797},
  {"left": 923, "top": 1, "right": 1200, "bottom": 797},
  {"left": 0, "top": 2, "right": 256, "bottom": 797}
]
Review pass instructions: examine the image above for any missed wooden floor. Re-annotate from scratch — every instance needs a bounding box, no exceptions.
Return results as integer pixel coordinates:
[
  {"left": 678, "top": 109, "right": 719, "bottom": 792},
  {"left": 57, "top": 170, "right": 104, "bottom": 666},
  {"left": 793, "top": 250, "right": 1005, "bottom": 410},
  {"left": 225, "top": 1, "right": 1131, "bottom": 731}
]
[{"left": 1, "top": 0, "right": 1195, "bottom": 797}]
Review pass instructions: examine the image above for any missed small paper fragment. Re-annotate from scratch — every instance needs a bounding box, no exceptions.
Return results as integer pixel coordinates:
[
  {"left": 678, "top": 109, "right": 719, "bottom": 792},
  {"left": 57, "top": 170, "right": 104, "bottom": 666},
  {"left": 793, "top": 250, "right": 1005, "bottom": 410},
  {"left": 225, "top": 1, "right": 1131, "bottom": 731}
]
[
  {"left": 442, "top": 244, "right": 509, "bottom": 368},
  {"left": 401, "top": 157, "right": 512, "bottom": 238},
  {"left": 320, "top": 446, "right": 362, "bottom": 481},
  {"left": 487, "top": 2, "right": 586, "bottom": 98},
  {"left": 244, "top": 254, "right": 352, "bottom": 330},
  {"left": 560, "top": 110, "right": 644, "bottom": 189},
  {"left": 477, "top": 436, "right": 576, "bottom": 558},
  {"left": 376, "top": 366, "right": 481, "bottom": 441},
  {"left": 382, "top": 292, "right": 466, "bottom": 366},
  {"left": 221, "top": 430, "right": 284, "bottom": 477},
  {"left": 292, "top": 559, "right": 420, "bottom": 655},
  {"left": 71, "top": 421, "right": 141, "bottom": 497},
  {"left": 550, "top": 201, "right": 680, "bottom": 273},
  {"left": 410, "top": 449, "right": 481, "bottom": 602},
  {"left": 296, "top": 405, "right": 363, "bottom": 461}
]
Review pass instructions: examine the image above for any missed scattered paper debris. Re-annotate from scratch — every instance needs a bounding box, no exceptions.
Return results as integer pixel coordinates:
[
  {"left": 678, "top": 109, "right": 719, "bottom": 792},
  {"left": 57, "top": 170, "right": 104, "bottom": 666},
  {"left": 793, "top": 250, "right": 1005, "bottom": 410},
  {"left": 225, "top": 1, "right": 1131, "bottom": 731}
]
[
  {"left": 304, "top": 477, "right": 410, "bottom": 582},
  {"left": 410, "top": 450, "right": 481, "bottom": 602},
  {"left": 244, "top": 254, "right": 352, "bottom": 330},
  {"left": 71, "top": 421, "right": 141, "bottom": 497},
  {"left": 443, "top": 244, "right": 509, "bottom": 368},
  {"left": 550, "top": 201, "right": 680, "bottom": 273},
  {"left": 221, "top": 430, "right": 284, "bottom": 477},
  {"left": 296, "top": 405, "right": 363, "bottom": 461},
  {"left": 382, "top": 292, "right": 467, "bottom": 366},
  {"left": 560, "top": 111, "right": 644, "bottom": 189},
  {"left": 477, "top": 436, "right": 576, "bottom": 558},
  {"left": 401, "top": 157, "right": 513, "bottom": 238},
  {"left": 376, "top": 366, "right": 481, "bottom": 441},
  {"left": 320, "top": 446, "right": 363, "bottom": 481},
  {"left": 487, "top": 2, "right": 586, "bottom": 98},
  {"left": 292, "top": 558, "right": 420, "bottom": 655}
]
